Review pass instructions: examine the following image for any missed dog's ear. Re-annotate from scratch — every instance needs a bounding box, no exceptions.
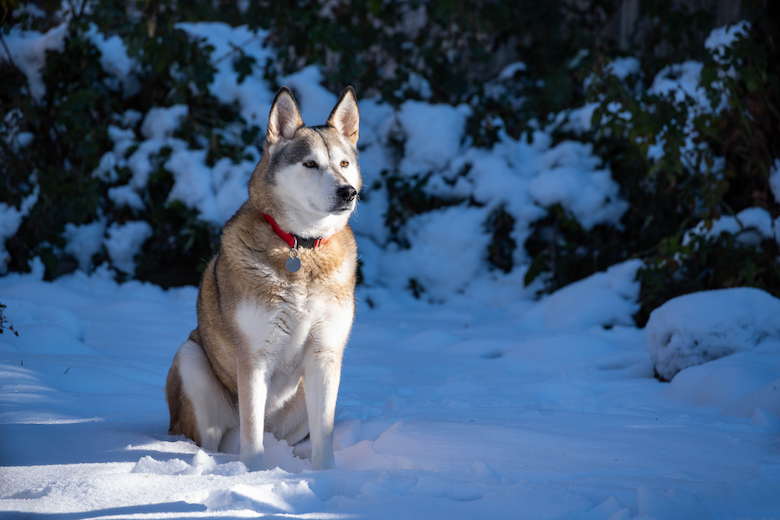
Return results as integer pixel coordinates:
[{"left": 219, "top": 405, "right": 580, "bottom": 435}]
[
  {"left": 267, "top": 87, "right": 304, "bottom": 144},
  {"left": 326, "top": 86, "right": 359, "bottom": 146}
]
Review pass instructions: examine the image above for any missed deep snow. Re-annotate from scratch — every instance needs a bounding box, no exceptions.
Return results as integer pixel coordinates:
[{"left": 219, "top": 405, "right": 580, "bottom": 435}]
[{"left": 2, "top": 262, "right": 779, "bottom": 519}]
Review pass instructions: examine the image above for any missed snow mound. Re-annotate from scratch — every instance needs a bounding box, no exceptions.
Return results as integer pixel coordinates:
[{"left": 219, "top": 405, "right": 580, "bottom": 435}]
[
  {"left": 646, "top": 288, "right": 780, "bottom": 381},
  {"left": 204, "top": 479, "right": 321, "bottom": 514},
  {"left": 663, "top": 351, "right": 780, "bottom": 418},
  {"left": 0, "top": 299, "right": 95, "bottom": 356},
  {"left": 520, "top": 259, "right": 642, "bottom": 331}
]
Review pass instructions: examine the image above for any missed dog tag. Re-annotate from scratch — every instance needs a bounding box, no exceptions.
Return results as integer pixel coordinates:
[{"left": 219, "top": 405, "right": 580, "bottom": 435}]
[{"left": 285, "top": 250, "right": 301, "bottom": 273}]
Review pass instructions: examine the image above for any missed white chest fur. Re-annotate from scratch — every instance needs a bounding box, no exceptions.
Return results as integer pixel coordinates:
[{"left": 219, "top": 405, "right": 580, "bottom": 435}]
[
  {"left": 235, "top": 296, "right": 307, "bottom": 405},
  {"left": 233, "top": 288, "right": 352, "bottom": 399}
]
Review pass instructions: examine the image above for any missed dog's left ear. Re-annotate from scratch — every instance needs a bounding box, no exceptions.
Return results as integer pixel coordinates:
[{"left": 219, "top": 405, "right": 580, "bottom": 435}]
[{"left": 326, "top": 86, "right": 359, "bottom": 146}]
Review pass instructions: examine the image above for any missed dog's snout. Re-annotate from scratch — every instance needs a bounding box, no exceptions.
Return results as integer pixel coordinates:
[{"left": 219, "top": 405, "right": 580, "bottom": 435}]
[{"left": 337, "top": 186, "right": 357, "bottom": 203}]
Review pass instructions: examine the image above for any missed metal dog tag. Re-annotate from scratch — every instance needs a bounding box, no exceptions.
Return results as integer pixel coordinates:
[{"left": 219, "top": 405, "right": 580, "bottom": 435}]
[{"left": 285, "top": 249, "right": 301, "bottom": 273}]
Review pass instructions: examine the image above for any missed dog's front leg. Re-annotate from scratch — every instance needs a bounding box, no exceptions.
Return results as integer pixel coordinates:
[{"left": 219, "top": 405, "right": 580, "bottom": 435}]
[
  {"left": 303, "top": 345, "right": 344, "bottom": 470},
  {"left": 237, "top": 355, "right": 270, "bottom": 471}
]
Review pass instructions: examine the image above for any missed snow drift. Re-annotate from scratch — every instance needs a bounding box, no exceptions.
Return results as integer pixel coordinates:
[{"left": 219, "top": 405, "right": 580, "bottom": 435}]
[{"left": 646, "top": 287, "right": 780, "bottom": 381}]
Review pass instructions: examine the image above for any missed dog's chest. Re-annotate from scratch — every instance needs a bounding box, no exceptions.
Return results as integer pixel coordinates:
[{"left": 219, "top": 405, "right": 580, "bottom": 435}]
[{"left": 233, "top": 286, "right": 331, "bottom": 370}]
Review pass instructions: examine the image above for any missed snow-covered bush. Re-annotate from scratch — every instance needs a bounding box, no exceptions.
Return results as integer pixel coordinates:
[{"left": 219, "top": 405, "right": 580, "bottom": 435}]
[
  {"left": 574, "top": 14, "right": 780, "bottom": 324},
  {"left": 1, "top": 0, "right": 778, "bottom": 322},
  {"left": 1, "top": 2, "right": 260, "bottom": 284},
  {"left": 0, "top": 0, "right": 625, "bottom": 292}
]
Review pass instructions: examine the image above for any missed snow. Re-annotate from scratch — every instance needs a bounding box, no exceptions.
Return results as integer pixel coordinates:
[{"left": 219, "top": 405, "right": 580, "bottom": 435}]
[
  {"left": 520, "top": 259, "right": 642, "bottom": 331},
  {"left": 0, "top": 23, "right": 68, "bottom": 101},
  {"left": 498, "top": 61, "right": 527, "bottom": 80},
  {"left": 281, "top": 66, "right": 339, "bottom": 125},
  {"left": 175, "top": 22, "right": 274, "bottom": 127},
  {"left": 640, "top": 22, "right": 755, "bottom": 183},
  {"left": 770, "top": 157, "right": 780, "bottom": 203},
  {"left": 704, "top": 21, "right": 750, "bottom": 58},
  {"left": 2, "top": 268, "right": 780, "bottom": 518},
  {"left": 403, "top": 72, "right": 434, "bottom": 99},
  {"left": 108, "top": 184, "right": 145, "bottom": 212},
  {"left": 530, "top": 140, "right": 628, "bottom": 231},
  {"left": 103, "top": 221, "right": 153, "bottom": 276},
  {"left": 0, "top": 186, "right": 39, "bottom": 274},
  {"left": 140, "top": 105, "right": 189, "bottom": 140},
  {"left": 164, "top": 148, "right": 220, "bottom": 223},
  {"left": 85, "top": 23, "right": 139, "bottom": 94},
  {"left": 645, "top": 287, "right": 780, "bottom": 381},
  {"left": 63, "top": 219, "right": 106, "bottom": 271},
  {"left": 84, "top": 24, "right": 265, "bottom": 233},
  {"left": 212, "top": 157, "right": 257, "bottom": 223},
  {"left": 2, "top": 21, "right": 632, "bottom": 297},
  {"left": 376, "top": 205, "right": 492, "bottom": 300},
  {"left": 648, "top": 61, "right": 706, "bottom": 106},
  {"left": 388, "top": 130, "right": 629, "bottom": 285},
  {"left": 11, "top": 2, "right": 45, "bottom": 20},
  {"left": 683, "top": 207, "right": 775, "bottom": 247},
  {"left": 605, "top": 57, "right": 641, "bottom": 81},
  {"left": 397, "top": 101, "right": 471, "bottom": 175},
  {"left": 554, "top": 102, "right": 599, "bottom": 133}
]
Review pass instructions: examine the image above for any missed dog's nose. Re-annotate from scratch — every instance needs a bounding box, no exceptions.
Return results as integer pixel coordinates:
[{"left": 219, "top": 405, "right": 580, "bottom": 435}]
[{"left": 337, "top": 186, "right": 357, "bottom": 203}]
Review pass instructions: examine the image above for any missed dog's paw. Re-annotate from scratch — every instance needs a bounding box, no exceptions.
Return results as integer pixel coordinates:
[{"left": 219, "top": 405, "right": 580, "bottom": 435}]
[
  {"left": 311, "top": 451, "right": 336, "bottom": 471},
  {"left": 240, "top": 449, "right": 264, "bottom": 472}
]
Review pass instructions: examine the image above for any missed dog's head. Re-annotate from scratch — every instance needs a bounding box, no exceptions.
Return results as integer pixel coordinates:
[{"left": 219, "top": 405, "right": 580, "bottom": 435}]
[{"left": 249, "top": 86, "right": 362, "bottom": 239}]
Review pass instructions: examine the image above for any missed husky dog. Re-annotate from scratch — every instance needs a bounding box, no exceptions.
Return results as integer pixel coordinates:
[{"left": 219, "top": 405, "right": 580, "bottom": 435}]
[{"left": 165, "top": 86, "right": 361, "bottom": 471}]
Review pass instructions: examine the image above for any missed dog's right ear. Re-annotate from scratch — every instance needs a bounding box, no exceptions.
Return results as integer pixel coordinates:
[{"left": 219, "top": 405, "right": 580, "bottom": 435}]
[
  {"left": 267, "top": 87, "right": 304, "bottom": 145},
  {"left": 326, "top": 86, "right": 359, "bottom": 146}
]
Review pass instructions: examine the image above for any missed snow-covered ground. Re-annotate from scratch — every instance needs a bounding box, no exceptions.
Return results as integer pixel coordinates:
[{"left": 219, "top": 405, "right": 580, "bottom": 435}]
[{"left": 2, "top": 261, "right": 779, "bottom": 519}]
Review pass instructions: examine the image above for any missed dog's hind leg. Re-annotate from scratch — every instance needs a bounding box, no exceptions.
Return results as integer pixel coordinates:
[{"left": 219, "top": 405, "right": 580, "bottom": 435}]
[
  {"left": 266, "top": 380, "right": 310, "bottom": 446},
  {"left": 168, "top": 339, "right": 238, "bottom": 451},
  {"left": 166, "top": 355, "right": 199, "bottom": 444}
]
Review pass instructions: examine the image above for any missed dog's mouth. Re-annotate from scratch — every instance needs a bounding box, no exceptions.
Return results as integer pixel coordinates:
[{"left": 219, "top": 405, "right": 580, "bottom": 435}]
[{"left": 330, "top": 200, "right": 356, "bottom": 214}]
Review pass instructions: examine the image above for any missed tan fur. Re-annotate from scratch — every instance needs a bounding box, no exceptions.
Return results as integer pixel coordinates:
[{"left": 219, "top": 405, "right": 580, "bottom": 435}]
[{"left": 165, "top": 86, "right": 361, "bottom": 470}]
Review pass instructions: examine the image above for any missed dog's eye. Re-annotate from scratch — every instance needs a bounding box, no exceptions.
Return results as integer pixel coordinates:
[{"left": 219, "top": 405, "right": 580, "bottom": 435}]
[
  {"left": 303, "top": 161, "right": 317, "bottom": 169},
  {"left": 340, "top": 160, "right": 349, "bottom": 168}
]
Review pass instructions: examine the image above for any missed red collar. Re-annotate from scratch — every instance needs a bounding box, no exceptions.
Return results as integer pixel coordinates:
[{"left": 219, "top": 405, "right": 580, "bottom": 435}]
[{"left": 262, "top": 213, "right": 329, "bottom": 249}]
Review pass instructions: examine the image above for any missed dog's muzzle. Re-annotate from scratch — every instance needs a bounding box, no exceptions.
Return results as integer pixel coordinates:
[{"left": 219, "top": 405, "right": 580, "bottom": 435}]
[
  {"left": 333, "top": 186, "right": 358, "bottom": 212},
  {"left": 337, "top": 186, "right": 357, "bottom": 203}
]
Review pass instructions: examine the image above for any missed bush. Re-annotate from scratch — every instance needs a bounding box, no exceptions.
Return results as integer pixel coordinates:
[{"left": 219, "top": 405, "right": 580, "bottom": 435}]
[
  {"left": 592, "top": 8, "right": 779, "bottom": 323},
  {"left": 1, "top": 1, "right": 258, "bottom": 285}
]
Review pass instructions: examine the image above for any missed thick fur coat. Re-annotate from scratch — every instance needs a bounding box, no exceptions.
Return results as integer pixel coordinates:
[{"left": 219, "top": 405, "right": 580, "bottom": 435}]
[{"left": 165, "top": 86, "right": 362, "bottom": 471}]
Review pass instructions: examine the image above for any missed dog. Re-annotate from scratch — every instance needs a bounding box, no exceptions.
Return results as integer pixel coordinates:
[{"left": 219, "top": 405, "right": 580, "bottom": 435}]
[{"left": 165, "top": 86, "right": 361, "bottom": 471}]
